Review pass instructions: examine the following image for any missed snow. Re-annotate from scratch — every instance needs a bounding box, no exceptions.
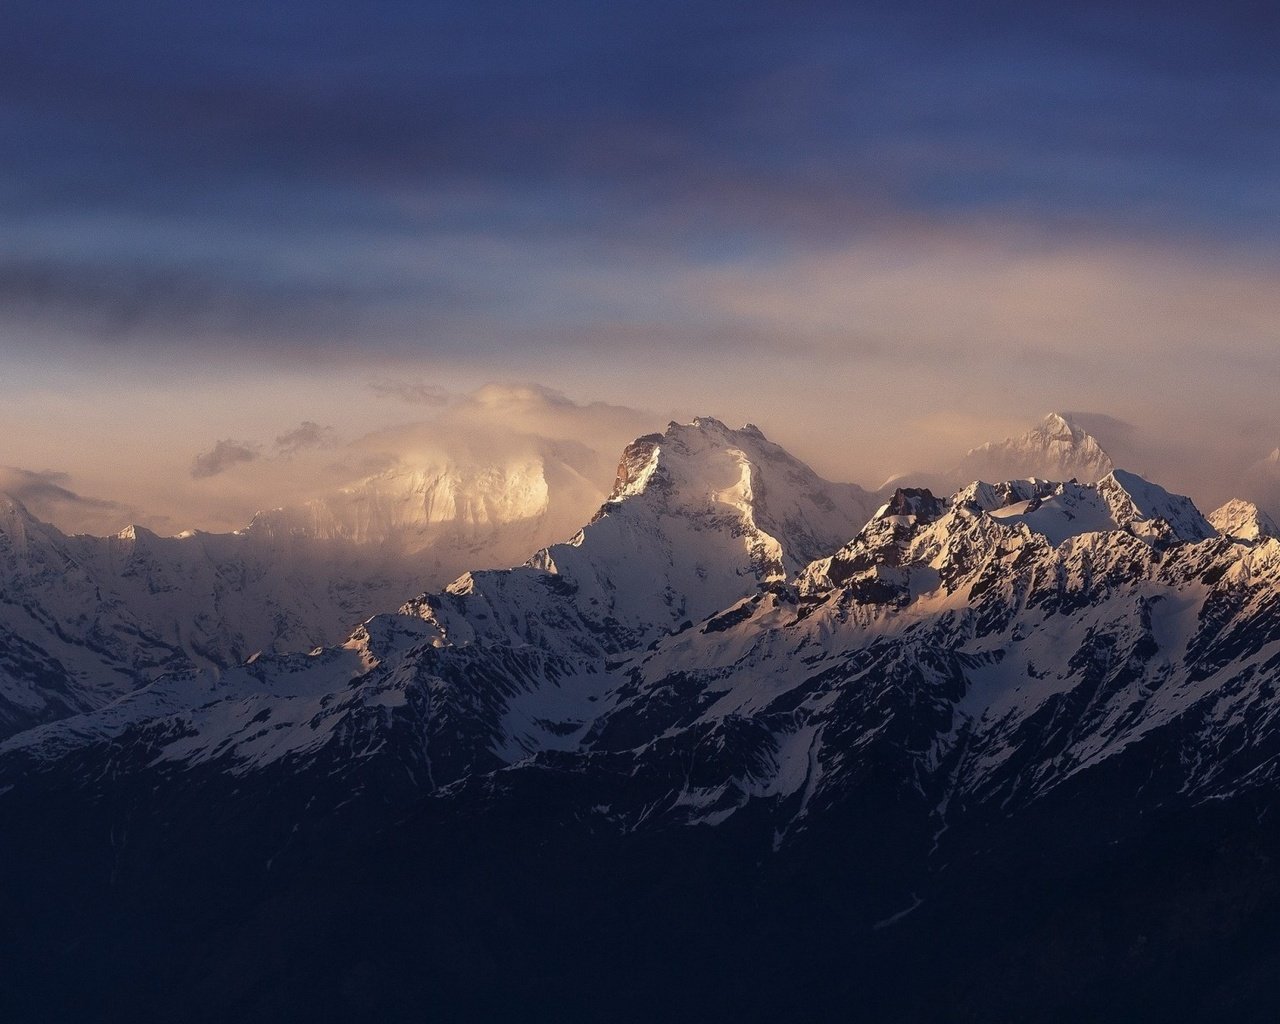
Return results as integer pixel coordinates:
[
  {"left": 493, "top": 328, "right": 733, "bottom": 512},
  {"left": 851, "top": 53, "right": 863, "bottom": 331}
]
[
  {"left": 987, "top": 487, "right": 1120, "bottom": 545},
  {"left": 1209, "top": 499, "right": 1278, "bottom": 543},
  {"left": 957, "top": 412, "right": 1114, "bottom": 485},
  {"left": 1098, "top": 469, "right": 1216, "bottom": 542},
  {"left": 969, "top": 473, "right": 1214, "bottom": 547}
]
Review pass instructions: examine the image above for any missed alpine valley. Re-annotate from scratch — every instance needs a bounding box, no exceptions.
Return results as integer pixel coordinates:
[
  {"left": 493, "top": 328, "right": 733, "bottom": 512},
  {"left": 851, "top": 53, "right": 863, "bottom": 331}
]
[{"left": 5, "top": 413, "right": 1280, "bottom": 1022}]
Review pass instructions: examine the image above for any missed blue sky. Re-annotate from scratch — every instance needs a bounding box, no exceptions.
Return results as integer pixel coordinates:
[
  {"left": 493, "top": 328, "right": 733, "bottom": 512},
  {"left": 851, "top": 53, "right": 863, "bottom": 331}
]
[{"left": 1, "top": 1, "right": 1277, "bottom": 526}]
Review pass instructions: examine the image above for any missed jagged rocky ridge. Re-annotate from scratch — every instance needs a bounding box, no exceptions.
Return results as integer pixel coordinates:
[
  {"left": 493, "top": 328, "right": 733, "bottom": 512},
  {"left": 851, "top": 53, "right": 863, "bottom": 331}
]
[{"left": 6, "top": 417, "right": 1280, "bottom": 1021}]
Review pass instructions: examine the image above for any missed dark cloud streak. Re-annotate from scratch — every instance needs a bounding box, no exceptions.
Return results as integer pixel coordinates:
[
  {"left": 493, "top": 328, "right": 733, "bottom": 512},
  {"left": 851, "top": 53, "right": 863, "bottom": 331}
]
[
  {"left": 0, "top": 466, "right": 168, "bottom": 535},
  {"left": 192, "top": 440, "right": 261, "bottom": 479},
  {"left": 0, "top": 467, "right": 122, "bottom": 513},
  {"left": 274, "top": 422, "right": 336, "bottom": 456}
]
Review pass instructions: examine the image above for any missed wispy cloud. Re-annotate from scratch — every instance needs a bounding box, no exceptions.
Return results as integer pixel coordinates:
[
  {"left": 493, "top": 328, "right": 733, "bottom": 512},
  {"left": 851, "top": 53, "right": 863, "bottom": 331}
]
[
  {"left": 191, "top": 440, "right": 261, "bottom": 479},
  {"left": 0, "top": 466, "right": 169, "bottom": 534},
  {"left": 274, "top": 421, "right": 336, "bottom": 456},
  {"left": 367, "top": 380, "right": 452, "bottom": 406},
  {"left": 0, "top": 466, "right": 121, "bottom": 512},
  {"left": 137, "top": 383, "right": 658, "bottom": 534}
]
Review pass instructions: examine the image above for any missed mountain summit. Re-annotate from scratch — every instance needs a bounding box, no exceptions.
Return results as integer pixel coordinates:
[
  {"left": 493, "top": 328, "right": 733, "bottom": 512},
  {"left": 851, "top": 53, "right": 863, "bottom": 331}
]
[
  {"left": 411, "top": 416, "right": 878, "bottom": 653},
  {"left": 1209, "top": 497, "right": 1279, "bottom": 543},
  {"left": 957, "top": 411, "right": 1115, "bottom": 484}
]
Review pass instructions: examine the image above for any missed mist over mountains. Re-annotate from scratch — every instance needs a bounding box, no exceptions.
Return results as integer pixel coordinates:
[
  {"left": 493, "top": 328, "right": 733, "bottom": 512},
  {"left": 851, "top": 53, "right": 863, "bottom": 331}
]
[{"left": 17, "top": 404, "right": 1280, "bottom": 544}]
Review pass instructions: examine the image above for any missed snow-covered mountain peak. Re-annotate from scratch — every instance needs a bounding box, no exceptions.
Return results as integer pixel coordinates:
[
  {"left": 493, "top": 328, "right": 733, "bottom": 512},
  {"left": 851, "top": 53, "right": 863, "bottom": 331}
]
[
  {"left": 952, "top": 478, "right": 1055, "bottom": 514},
  {"left": 593, "top": 417, "right": 877, "bottom": 576},
  {"left": 1209, "top": 499, "right": 1279, "bottom": 543},
  {"left": 947, "top": 471, "right": 1214, "bottom": 548},
  {"left": 227, "top": 438, "right": 619, "bottom": 585},
  {"left": 245, "top": 456, "right": 556, "bottom": 546},
  {"left": 957, "top": 412, "right": 1115, "bottom": 485},
  {"left": 113, "top": 523, "right": 159, "bottom": 543},
  {"left": 393, "top": 420, "right": 882, "bottom": 657},
  {"left": 965, "top": 470, "right": 1213, "bottom": 548},
  {"left": 798, "top": 470, "right": 1215, "bottom": 601},
  {"left": 1095, "top": 469, "right": 1216, "bottom": 543}
]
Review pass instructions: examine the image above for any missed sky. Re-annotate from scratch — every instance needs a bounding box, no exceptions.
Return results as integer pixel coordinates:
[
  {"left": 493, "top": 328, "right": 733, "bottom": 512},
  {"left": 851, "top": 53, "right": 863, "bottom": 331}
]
[{"left": 1, "top": 1, "right": 1278, "bottom": 532}]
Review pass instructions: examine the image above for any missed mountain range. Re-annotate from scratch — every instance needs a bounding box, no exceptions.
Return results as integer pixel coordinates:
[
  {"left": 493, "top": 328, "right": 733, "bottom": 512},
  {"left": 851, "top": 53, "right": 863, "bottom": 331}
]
[
  {"left": 6, "top": 413, "right": 1280, "bottom": 1020},
  {"left": 0, "top": 433, "right": 622, "bottom": 739}
]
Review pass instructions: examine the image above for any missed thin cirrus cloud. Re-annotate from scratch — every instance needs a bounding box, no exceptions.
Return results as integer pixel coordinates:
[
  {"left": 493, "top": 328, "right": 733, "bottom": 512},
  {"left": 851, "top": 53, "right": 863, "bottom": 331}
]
[
  {"left": 367, "top": 381, "right": 453, "bottom": 407},
  {"left": 683, "top": 231, "right": 1280, "bottom": 372}
]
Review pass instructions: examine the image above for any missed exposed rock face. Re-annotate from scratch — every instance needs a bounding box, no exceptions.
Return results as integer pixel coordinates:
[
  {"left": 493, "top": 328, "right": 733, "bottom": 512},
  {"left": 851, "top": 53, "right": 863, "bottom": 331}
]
[
  {"left": 606, "top": 432, "right": 664, "bottom": 499},
  {"left": 882, "top": 486, "right": 945, "bottom": 519}
]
